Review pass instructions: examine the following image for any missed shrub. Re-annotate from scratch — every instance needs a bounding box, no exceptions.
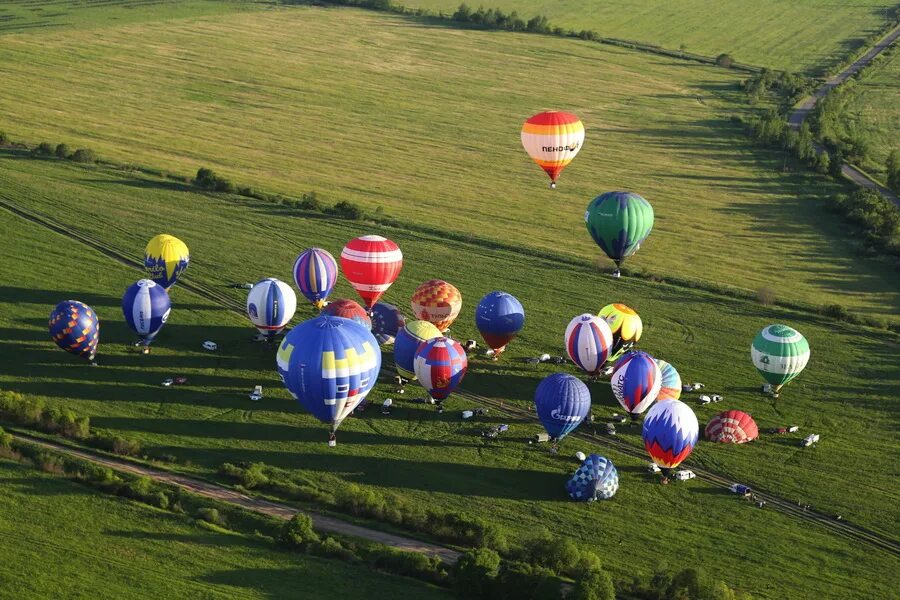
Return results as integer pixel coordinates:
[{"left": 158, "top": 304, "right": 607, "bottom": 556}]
[
  {"left": 327, "top": 200, "right": 364, "bottom": 220},
  {"left": 297, "top": 191, "right": 321, "bottom": 211},
  {"left": 151, "top": 491, "right": 171, "bottom": 510},
  {"left": 197, "top": 507, "right": 226, "bottom": 526},
  {"left": 194, "top": 167, "right": 234, "bottom": 192},
  {"left": 99, "top": 434, "right": 142, "bottom": 456},
  {"left": 315, "top": 536, "right": 358, "bottom": 561},
  {"left": 814, "top": 151, "right": 830, "bottom": 174},
  {"left": 756, "top": 287, "right": 777, "bottom": 306},
  {"left": 716, "top": 53, "right": 735, "bottom": 68},
  {"left": 71, "top": 148, "right": 97, "bottom": 163},
  {"left": 0, "top": 131, "right": 8, "bottom": 145},
  {"left": 35, "top": 452, "right": 66, "bottom": 475},
  {"left": 829, "top": 149, "right": 845, "bottom": 179},
  {"left": 124, "top": 476, "right": 154, "bottom": 500},
  {"left": 496, "top": 563, "right": 559, "bottom": 600},
  {"left": 0, "top": 426, "right": 12, "bottom": 448},
  {"left": 278, "top": 513, "right": 319, "bottom": 549},
  {"left": 887, "top": 148, "right": 900, "bottom": 193},
  {"left": 55, "top": 144, "right": 71, "bottom": 159},
  {"left": 454, "top": 548, "right": 501, "bottom": 598},
  {"left": 32, "top": 142, "right": 55, "bottom": 156},
  {"left": 822, "top": 303, "right": 850, "bottom": 320},
  {"left": 572, "top": 568, "right": 615, "bottom": 600}
]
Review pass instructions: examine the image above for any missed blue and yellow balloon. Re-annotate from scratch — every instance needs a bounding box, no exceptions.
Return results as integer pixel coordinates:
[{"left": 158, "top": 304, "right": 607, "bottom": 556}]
[
  {"left": 144, "top": 234, "right": 189, "bottom": 290},
  {"left": 49, "top": 300, "right": 100, "bottom": 363}
]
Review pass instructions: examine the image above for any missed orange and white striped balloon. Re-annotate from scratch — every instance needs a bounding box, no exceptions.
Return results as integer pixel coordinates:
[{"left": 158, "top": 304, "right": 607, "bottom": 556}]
[{"left": 521, "top": 111, "right": 584, "bottom": 188}]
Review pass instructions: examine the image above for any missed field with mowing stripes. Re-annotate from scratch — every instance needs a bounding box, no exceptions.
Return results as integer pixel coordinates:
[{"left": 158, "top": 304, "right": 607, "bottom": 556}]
[
  {"left": 0, "top": 459, "right": 449, "bottom": 599},
  {"left": 0, "top": 155, "right": 897, "bottom": 599},
  {"left": 1, "top": 5, "right": 897, "bottom": 321}
]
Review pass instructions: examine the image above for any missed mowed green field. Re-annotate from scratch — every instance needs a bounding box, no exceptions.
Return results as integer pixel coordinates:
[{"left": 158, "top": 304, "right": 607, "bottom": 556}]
[
  {"left": 397, "top": 0, "right": 897, "bottom": 73},
  {"left": 1, "top": 5, "right": 897, "bottom": 321},
  {"left": 1, "top": 156, "right": 898, "bottom": 599},
  {"left": 0, "top": 459, "right": 450, "bottom": 599}
]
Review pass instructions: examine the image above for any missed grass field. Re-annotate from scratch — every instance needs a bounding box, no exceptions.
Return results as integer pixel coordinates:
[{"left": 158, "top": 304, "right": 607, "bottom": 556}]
[
  {"left": 396, "top": 0, "right": 898, "bottom": 74},
  {"left": 0, "top": 458, "right": 450, "bottom": 599},
  {"left": 1, "top": 155, "right": 897, "bottom": 599},
  {"left": 0, "top": 4, "right": 897, "bottom": 322}
]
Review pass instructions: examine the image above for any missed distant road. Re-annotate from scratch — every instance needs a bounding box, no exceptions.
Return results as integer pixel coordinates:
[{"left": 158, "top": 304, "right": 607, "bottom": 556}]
[
  {"left": 789, "top": 24, "right": 900, "bottom": 204},
  {"left": 12, "top": 431, "right": 461, "bottom": 564}
]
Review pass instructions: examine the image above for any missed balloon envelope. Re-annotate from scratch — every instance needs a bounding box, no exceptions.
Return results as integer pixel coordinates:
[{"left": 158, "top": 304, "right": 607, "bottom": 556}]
[
  {"left": 521, "top": 111, "right": 584, "bottom": 185},
  {"left": 475, "top": 291, "right": 525, "bottom": 353},
  {"left": 598, "top": 303, "right": 642, "bottom": 360},
  {"left": 340, "top": 235, "right": 402, "bottom": 309},
  {"left": 293, "top": 247, "right": 338, "bottom": 308},
  {"left": 655, "top": 359, "right": 682, "bottom": 402},
  {"left": 122, "top": 279, "right": 170, "bottom": 345},
  {"left": 705, "top": 410, "right": 759, "bottom": 444},
  {"left": 371, "top": 302, "right": 405, "bottom": 345},
  {"left": 642, "top": 400, "right": 699, "bottom": 470},
  {"left": 322, "top": 299, "right": 372, "bottom": 330},
  {"left": 411, "top": 279, "right": 462, "bottom": 332},
  {"left": 413, "top": 337, "right": 468, "bottom": 400},
  {"left": 566, "top": 454, "right": 618, "bottom": 501},
  {"left": 49, "top": 300, "right": 99, "bottom": 361},
  {"left": 144, "top": 234, "right": 189, "bottom": 290},
  {"left": 276, "top": 316, "right": 381, "bottom": 432},
  {"left": 585, "top": 192, "right": 654, "bottom": 267},
  {"left": 247, "top": 278, "right": 297, "bottom": 337},
  {"left": 751, "top": 324, "right": 810, "bottom": 391},
  {"left": 611, "top": 351, "right": 661, "bottom": 416},
  {"left": 394, "top": 320, "right": 442, "bottom": 379},
  {"left": 564, "top": 314, "right": 613, "bottom": 375},
  {"left": 535, "top": 373, "right": 591, "bottom": 440}
]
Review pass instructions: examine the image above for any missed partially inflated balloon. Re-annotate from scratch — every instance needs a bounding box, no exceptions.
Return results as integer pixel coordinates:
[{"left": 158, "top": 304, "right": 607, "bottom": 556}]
[
  {"left": 642, "top": 400, "right": 699, "bottom": 473},
  {"left": 293, "top": 247, "right": 338, "bottom": 309},
  {"left": 655, "top": 359, "right": 682, "bottom": 402},
  {"left": 751, "top": 324, "right": 810, "bottom": 393},
  {"left": 277, "top": 316, "right": 381, "bottom": 433},
  {"left": 611, "top": 351, "right": 661, "bottom": 417},
  {"left": 566, "top": 454, "right": 618, "bottom": 501},
  {"left": 340, "top": 235, "right": 402, "bottom": 309},
  {"left": 585, "top": 192, "right": 653, "bottom": 273},
  {"left": 122, "top": 279, "right": 170, "bottom": 347},
  {"left": 247, "top": 278, "right": 297, "bottom": 338},
  {"left": 49, "top": 300, "right": 99, "bottom": 361},
  {"left": 564, "top": 314, "right": 613, "bottom": 376},
  {"left": 144, "top": 234, "right": 189, "bottom": 290},
  {"left": 394, "top": 320, "right": 442, "bottom": 379},
  {"left": 413, "top": 337, "right": 468, "bottom": 400},
  {"left": 705, "top": 410, "right": 758, "bottom": 444},
  {"left": 535, "top": 373, "right": 591, "bottom": 440},
  {"left": 598, "top": 303, "right": 642, "bottom": 361},
  {"left": 475, "top": 291, "right": 524, "bottom": 355},
  {"left": 371, "top": 302, "right": 405, "bottom": 345},
  {"left": 411, "top": 280, "right": 462, "bottom": 332},
  {"left": 322, "top": 299, "right": 372, "bottom": 330},
  {"left": 521, "top": 111, "right": 584, "bottom": 188}
]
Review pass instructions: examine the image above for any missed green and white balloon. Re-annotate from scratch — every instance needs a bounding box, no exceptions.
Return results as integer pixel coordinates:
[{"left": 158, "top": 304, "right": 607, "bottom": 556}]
[{"left": 750, "top": 324, "right": 810, "bottom": 392}]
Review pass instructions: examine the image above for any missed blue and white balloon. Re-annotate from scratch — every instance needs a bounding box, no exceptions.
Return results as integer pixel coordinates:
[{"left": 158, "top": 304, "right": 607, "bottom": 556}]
[
  {"left": 122, "top": 279, "right": 170, "bottom": 347},
  {"left": 535, "top": 373, "right": 591, "bottom": 441},
  {"left": 566, "top": 454, "right": 618, "bottom": 501},
  {"left": 247, "top": 278, "right": 296, "bottom": 338}
]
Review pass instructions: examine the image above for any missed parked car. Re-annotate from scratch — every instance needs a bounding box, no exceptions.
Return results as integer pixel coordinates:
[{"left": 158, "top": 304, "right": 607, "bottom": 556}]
[
  {"left": 674, "top": 470, "right": 696, "bottom": 481},
  {"left": 161, "top": 378, "right": 174, "bottom": 387},
  {"left": 249, "top": 385, "right": 263, "bottom": 401},
  {"left": 801, "top": 434, "right": 820, "bottom": 447},
  {"left": 611, "top": 414, "right": 627, "bottom": 424},
  {"left": 202, "top": 341, "right": 218, "bottom": 351}
]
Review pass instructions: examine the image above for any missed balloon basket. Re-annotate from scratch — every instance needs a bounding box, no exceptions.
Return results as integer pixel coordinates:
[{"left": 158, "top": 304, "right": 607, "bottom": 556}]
[
  {"left": 549, "top": 182, "right": 557, "bottom": 190},
  {"left": 141, "top": 347, "right": 151, "bottom": 355},
  {"left": 611, "top": 270, "right": 621, "bottom": 279}
]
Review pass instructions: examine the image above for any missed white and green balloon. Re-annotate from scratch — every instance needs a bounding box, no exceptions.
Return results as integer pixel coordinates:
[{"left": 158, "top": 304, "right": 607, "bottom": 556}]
[{"left": 751, "top": 324, "right": 810, "bottom": 393}]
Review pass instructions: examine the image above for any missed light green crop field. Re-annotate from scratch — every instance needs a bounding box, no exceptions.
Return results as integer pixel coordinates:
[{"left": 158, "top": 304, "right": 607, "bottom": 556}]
[
  {"left": 1, "top": 5, "right": 897, "bottom": 321},
  {"left": 826, "top": 47, "right": 899, "bottom": 180},
  {"left": 1, "top": 156, "right": 898, "bottom": 599},
  {"left": 395, "top": 0, "right": 898, "bottom": 73},
  {"left": 0, "top": 459, "right": 450, "bottom": 599}
]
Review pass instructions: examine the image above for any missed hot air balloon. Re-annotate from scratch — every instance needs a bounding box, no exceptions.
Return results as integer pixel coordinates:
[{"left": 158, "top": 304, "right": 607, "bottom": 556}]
[
  {"left": 321, "top": 299, "right": 372, "bottom": 329},
  {"left": 371, "top": 302, "right": 405, "bottom": 345},
  {"left": 565, "top": 454, "right": 618, "bottom": 501},
  {"left": 293, "top": 247, "right": 338, "bottom": 309},
  {"left": 144, "top": 234, "right": 189, "bottom": 290},
  {"left": 751, "top": 324, "right": 810, "bottom": 396},
  {"left": 642, "top": 400, "right": 699, "bottom": 479},
  {"left": 611, "top": 351, "right": 661, "bottom": 418},
  {"left": 585, "top": 192, "right": 654, "bottom": 277},
  {"left": 122, "top": 279, "right": 170, "bottom": 352},
  {"left": 655, "top": 359, "right": 682, "bottom": 402},
  {"left": 340, "top": 235, "right": 402, "bottom": 310},
  {"left": 394, "top": 320, "right": 442, "bottom": 379},
  {"left": 475, "top": 291, "right": 524, "bottom": 357},
  {"left": 535, "top": 373, "right": 591, "bottom": 441},
  {"left": 49, "top": 300, "right": 99, "bottom": 362},
  {"left": 598, "top": 303, "right": 642, "bottom": 361},
  {"left": 705, "top": 410, "right": 758, "bottom": 444},
  {"left": 276, "top": 316, "right": 381, "bottom": 441},
  {"left": 413, "top": 337, "right": 468, "bottom": 400},
  {"left": 410, "top": 280, "right": 462, "bottom": 332},
  {"left": 247, "top": 278, "right": 297, "bottom": 339},
  {"left": 521, "top": 111, "right": 584, "bottom": 188},
  {"left": 564, "top": 314, "right": 613, "bottom": 376}
]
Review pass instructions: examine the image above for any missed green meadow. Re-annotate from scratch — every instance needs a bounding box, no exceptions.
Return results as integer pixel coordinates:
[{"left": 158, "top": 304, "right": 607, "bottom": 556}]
[
  {"left": 0, "top": 155, "right": 897, "bottom": 599},
  {"left": 0, "top": 459, "right": 450, "bottom": 599}
]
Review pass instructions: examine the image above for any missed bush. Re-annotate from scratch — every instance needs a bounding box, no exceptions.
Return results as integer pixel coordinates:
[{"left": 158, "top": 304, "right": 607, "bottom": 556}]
[
  {"left": 54, "top": 144, "right": 71, "bottom": 159},
  {"left": 94, "top": 434, "right": 142, "bottom": 456},
  {"left": 151, "top": 491, "right": 171, "bottom": 510},
  {"left": 297, "top": 191, "right": 321, "bottom": 211},
  {"left": 495, "top": 563, "right": 560, "bottom": 600},
  {"left": 756, "top": 287, "right": 777, "bottom": 306},
  {"left": 71, "top": 148, "right": 97, "bottom": 163},
  {"left": 814, "top": 151, "right": 830, "bottom": 174},
  {"left": 716, "top": 53, "right": 735, "bottom": 68},
  {"left": 124, "top": 476, "right": 155, "bottom": 500},
  {"left": 887, "top": 148, "right": 900, "bottom": 193},
  {"left": 314, "top": 536, "right": 358, "bottom": 561},
  {"left": 278, "top": 513, "right": 319, "bottom": 549},
  {"left": 327, "top": 200, "right": 365, "bottom": 220},
  {"left": 572, "top": 568, "right": 615, "bottom": 600},
  {"left": 220, "top": 462, "right": 269, "bottom": 489},
  {"left": 822, "top": 303, "right": 850, "bottom": 320},
  {"left": 0, "top": 131, "right": 8, "bottom": 145},
  {"left": 829, "top": 149, "right": 845, "bottom": 179},
  {"left": 197, "top": 507, "right": 226, "bottom": 526},
  {"left": 454, "top": 548, "right": 501, "bottom": 598},
  {"left": 0, "top": 427, "right": 12, "bottom": 448},
  {"left": 32, "top": 142, "right": 55, "bottom": 156},
  {"left": 194, "top": 167, "right": 234, "bottom": 192}
]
